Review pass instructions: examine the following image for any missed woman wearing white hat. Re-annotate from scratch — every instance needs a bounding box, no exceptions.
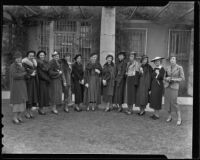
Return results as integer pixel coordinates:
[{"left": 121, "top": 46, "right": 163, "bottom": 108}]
[{"left": 149, "top": 57, "right": 165, "bottom": 120}]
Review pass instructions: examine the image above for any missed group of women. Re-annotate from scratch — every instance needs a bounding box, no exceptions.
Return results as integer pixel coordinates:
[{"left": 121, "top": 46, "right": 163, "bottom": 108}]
[{"left": 9, "top": 50, "right": 185, "bottom": 126}]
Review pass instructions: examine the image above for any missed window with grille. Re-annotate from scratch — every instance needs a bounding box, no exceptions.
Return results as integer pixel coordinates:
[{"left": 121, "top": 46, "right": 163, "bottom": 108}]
[
  {"left": 38, "top": 21, "right": 50, "bottom": 55},
  {"left": 168, "top": 30, "right": 191, "bottom": 61},
  {"left": 120, "top": 28, "right": 147, "bottom": 56}
]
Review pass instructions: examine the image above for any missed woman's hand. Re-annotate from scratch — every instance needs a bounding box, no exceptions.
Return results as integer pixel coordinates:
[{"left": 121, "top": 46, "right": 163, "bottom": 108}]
[
  {"left": 59, "top": 70, "right": 62, "bottom": 74},
  {"left": 102, "top": 79, "right": 107, "bottom": 86},
  {"left": 95, "top": 69, "right": 100, "bottom": 74},
  {"left": 63, "top": 82, "right": 67, "bottom": 87},
  {"left": 30, "top": 71, "right": 36, "bottom": 76},
  {"left": 85, "top": 83, "right": 89, "bottom": 88}
]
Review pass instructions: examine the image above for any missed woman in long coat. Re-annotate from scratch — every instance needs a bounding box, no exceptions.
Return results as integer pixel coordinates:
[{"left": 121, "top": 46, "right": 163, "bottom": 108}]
[
  {"left": 124, "top": 52, "right": 140, "bottom": 115},
  {"left": 102, "top": 54, "right": 115, "bottom": 112},
  {"left": 112, "top": 51, "right": 127, "bottom": 112},
  {"left": 84, "top": 53, "right": 102, "bottom": 111},
  {"left": 22, "top": 50, "right": 38, "bottom": 119},
  {"left": 164, "top": 54, "right": 185, "bottom": 126},
  {"left": 136, "top": 55, "right": 153, "bottom": 116},
  {"left": 71, "top": 54, "right": 84, "bottom": 111},
  {"left": 36, "top": 50, "right": 51, "bottom": 115},
  {"left": 60, "top": 53, "right": 73, "bottom": 113},
  {"left": 149, "top": 57, "right": 165, "bottom": 120},
  {"left": 10, "top": 51, "right": 28, "bottom": 124},
  {"left": 48, "top": 51, "right": 63, "bottom": 114}
]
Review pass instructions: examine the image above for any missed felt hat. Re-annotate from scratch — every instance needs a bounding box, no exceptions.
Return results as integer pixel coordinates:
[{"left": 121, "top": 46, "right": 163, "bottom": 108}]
[
  {"left": 13, "top": 51, "right": 22, "bottom": 59},
  {"left": 150, "top": 56, "right": 165, "bottom": 62},
  {"left": 117, "top": 51, "right": 126, "bottom": 57},
  {"left": 106, "top": 54, "right": 114, "bottom": 60},
  {"left": 73, "top": 54, "right": 82, "bottom": 60},
  {"left": 52, "top": 51, "right": 59, "bottom": 57}
]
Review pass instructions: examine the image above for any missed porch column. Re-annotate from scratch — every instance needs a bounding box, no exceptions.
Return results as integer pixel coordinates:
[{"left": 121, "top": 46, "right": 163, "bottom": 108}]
[
  {"left": 49, "top": 21, "right": 54, "bottom": 60},
  {"left": 100, "top": 7, "right": 116, "bottom": 65},
  {"left": 187, "top": 28, "right": 193, "bottom": 96}
]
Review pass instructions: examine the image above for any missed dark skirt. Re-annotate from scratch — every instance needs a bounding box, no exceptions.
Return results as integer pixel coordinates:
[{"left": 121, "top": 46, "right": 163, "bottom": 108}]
[
  {"left": 113, "top": 80, "right": 125, "bottom": 105},
  {"left": 49, "top": 78, "right": 62, "bottom": 105},
  {"left": 38, "top": 80, "right": 50, "bottom": 108},
  {"left": 103, "top": 95, "right": 112, "bottom": 103},
  {"left": 26, "top": 77, "right": 38, "bottom": 108},
  {"left": 150, "top": 79, "right": 164, "bottom": 110},
  {"left": 88, "top": 75, "right": 100, "bottom": 103},
  {"left": 124, "top": 76, "right": 137, "bottom": 105},
  {"left": 73, "top": 80, "right": 84, "bottom": 104}
]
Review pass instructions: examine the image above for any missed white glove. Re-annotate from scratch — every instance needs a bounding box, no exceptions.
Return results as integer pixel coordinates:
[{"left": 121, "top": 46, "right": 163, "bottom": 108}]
[
  {"left": 59, "top": 71, "right": 62, "bottom": 74},
  {"left": 31, "top": 71, "right": 36, "bottom": 76},
  {"left": 102, "top": 80, "right": 107, "bottom": 86},
  {"left": 95, "top": 69, "right": 100, "bottom": 74}
]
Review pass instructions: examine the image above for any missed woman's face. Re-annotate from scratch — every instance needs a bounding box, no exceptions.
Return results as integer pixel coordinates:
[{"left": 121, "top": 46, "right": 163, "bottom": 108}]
[
  {"left": 154, "top": 59, "right": 161, "bottom": 66},
  {"left": 76, "top": 56, "right": 81, "bottom": 63},
  {"left": 129, "top": 54, "right": 135, "bottom": 61},
  {"left": 65, "top": 55, "right": 71, "bottom": 62},
  {"left": 91, "top": 55, "right": 97, "bottom": 63},
  {"left": 39, "top": 52, "right": 45, "bottom": 61},
  {"left": 106, "top": 57, "right": 112, "bottom": 64},
  {"left": 142, "top": 58, "right": 148, "bottom": 65},
  {"left": 53, "top": 54, "right": 59, "bottom": 61},
  {"left": 15, "top": 57, "right": 22, "bottom": 63},
  {"left": 170, "top": 56, "right": 176, "bottom": 65},
  {"left": 118, "top": 54, "right": 124, "bottom": 61},
  {"left": 28, "top": 52, "right": 35, "bottom": 60}
]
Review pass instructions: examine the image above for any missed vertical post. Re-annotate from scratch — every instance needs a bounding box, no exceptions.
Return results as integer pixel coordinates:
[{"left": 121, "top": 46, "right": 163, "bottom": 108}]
[
  {"left": 100, "top": 7, "right": 116, "bottom": 65},
  {"left": 49, "top": 20, "right": 54, "bottom": 60},
  {"left": 187, "top": 28, "right": 193, "bottom": 96}
]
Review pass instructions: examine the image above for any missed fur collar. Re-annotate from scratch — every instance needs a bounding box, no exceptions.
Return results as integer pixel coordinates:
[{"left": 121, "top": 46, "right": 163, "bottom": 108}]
[{"left": 22, "top": 57, "right": 37, "bottom": 67}]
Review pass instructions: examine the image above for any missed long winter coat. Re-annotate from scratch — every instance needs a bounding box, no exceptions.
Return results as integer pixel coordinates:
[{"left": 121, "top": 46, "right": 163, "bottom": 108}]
[
  {"left": 113, "top": 59, "right": 127, "bottom": 105},
  {"left": 37, "top": 59, "right": 51, "bottom": 107},
  {"left": 10, "top": 62, "right": 28, "bottom": 105},
  {"left": 149, "top": 66, "right": 165, "bottom": 110},
  {"left": 49, "top": 59, "right": 63, "bottom": 105},
  {"left": 102, "top": 62, "right": 115, "bottom": 102},
  {"left": 60, "top": 59, "right": 72, "bottom": 88},
  {"left": 83, "top": 62, "right": 102, "bottom": 105},
  {"left": 136, "top": 63, "right": 153, "bottom": 107},
  {"left": 71, "top": 62, "right": 84, "bottom": 104},
  {"left": 22, "top": 57, "right": 38, "bottom": 107}
]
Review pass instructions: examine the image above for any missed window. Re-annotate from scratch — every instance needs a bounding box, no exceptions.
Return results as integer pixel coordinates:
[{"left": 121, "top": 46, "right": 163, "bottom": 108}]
[
  {"left": 120, "top": 28, "right": 147, "bottom": 56},
  {"left": 168, "top": 29, "right": 191, "bottom": 61}
]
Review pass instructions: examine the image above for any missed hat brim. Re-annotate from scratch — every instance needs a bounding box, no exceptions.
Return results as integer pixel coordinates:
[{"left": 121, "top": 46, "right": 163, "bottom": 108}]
[{"left": 150, "top": 57, "right": 165, "bottom": 62}]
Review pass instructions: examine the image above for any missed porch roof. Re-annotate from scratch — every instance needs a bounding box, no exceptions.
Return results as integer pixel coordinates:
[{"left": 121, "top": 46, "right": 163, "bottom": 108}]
[{"left": 3, "top": 2, "right": 194, "bottom": 25}]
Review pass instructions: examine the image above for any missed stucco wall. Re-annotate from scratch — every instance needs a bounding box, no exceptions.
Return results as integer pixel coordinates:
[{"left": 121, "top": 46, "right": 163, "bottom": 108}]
[{"left": 27, "top": 25, "right": 39, "bottom": 52}]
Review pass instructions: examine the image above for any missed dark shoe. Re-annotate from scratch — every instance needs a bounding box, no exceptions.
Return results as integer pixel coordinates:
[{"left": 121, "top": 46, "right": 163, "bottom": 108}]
[
  {"left": 125, "top": 110, "right": 132, "bottom": 115},
  {"left": 12, "top": 119, "right": 21, "bottom": 125},
  {"left": 166, "top": 117, "right": 172, "bottom": 122},
  {"left": 51, "top": 110, "right": 58, "bottom": 114},
  {"left": 105, "top": 107, "right": 110, "bottom": 112},
  {"left": 150, "top": 114, "right": 159, "bottom": 120},
  {"left": 117, "top": 108, "right": 123, "bottom": 112},
  {"left": 139, "top": 111, "right": 146, "bottom": 116},
  {"left": 18, "top": 118, "right": 24, "bottom": 123},
  {"left": 25, "top": 114, "right": 31, "bottom": 119},
  {"left": 30, "top": 114, "right": 35, "bottom": 119},
  {"left": 38, "top": 109, "right": 46, "bottom": 115}
]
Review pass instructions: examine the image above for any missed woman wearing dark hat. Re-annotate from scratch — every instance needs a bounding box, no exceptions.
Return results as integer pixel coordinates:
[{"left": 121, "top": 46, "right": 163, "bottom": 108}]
[
  {"left": 84, "top": 53, "right": 102, "bottom": 111},
  {"left": 136, "top": 55, "right": 153, "bottom": 116},
  {"left": 71, "top": 54, "right": 84, "bottom": 111},
  {"left": 36, "top": 50, "right": 51, "bottom": 115},
  {"left": 124, "top": 51, "right": 140, "bottom": 115},
  {"left": 60, "top": 52, "right": 74, "bottom": 113},
  {"left": 10, "top": 51, "right": 28, "bottom": 124},
  {"left": 164, "top": 54, "right": 185, "bottom": 126},
  {"left": 102, "top": 53, "right": 115, "bottom": 112},
  {"left": 22, "top": 50, "right": 38, "bottom": 119},
  {"left": 48, "top": 51, "right": 63, "bottom": 114},
  {"left": 149, "top": 57, "right": 165, "bottom": 120},
  {"left": 113, "top": 51, "right": 127, "bottom": 112}
]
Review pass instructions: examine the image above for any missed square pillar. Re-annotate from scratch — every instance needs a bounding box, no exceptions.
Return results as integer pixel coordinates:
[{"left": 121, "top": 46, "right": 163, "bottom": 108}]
[{"left": 100, "top": 7, "right": 116, "bottom": 65}]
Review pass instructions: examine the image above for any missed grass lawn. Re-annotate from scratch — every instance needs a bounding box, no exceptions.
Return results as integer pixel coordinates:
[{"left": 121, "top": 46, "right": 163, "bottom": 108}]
[{"left": 2, "top": 99, "right": 192, "bottom": 158}]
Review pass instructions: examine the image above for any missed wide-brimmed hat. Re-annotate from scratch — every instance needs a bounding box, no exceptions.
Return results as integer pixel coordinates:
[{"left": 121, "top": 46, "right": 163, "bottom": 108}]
[
  {"left": 52, "top": 51, "right": 59, "bottom": 57},
  {"left": 150, "top": 56, "right": 165, "bottom": 62},
  {"left": 74, "top": 54, "right": 82, "bottom": 60},
  {"left": 106, "top": 54, "right": 114, "bottom": 60},
  {"left": 89, "top": 52, "right": 98, "bottom": 58},
  {"left": 13, "top": 51, "right": 22, "bottom": 59},
  {"left": 117, "top": 51, "right": 126, "bottom": 57}
]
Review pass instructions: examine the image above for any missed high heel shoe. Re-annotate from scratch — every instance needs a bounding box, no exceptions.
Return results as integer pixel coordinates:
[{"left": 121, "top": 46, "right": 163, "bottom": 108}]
[
  {"left": 12, "top": 119, "right": 21, "bottom": 125},
  {"left": 117, "top": 107, "right": 123, "bottom": 112},
  {"left": 38, "top": 109, "right": 46, "bottom": 115},
  {"left": 25, "top": 114, "right": 31, "bottom": 119},
  {"left": 166, "top": 117, "right": 172, "bottom": 122},
  {"left": 18, "top": 118, "right": 24, "bottom": 123},
  {"left": 51, "top": 109, "right": 58, "bottom": 114},
  {"left": 86, "top": 107, "right": 90, "bottom": 111},
  {"left": 64, "top": 107, "right": 69, "bottom": 113},
  {"left": 105, "top": 107, "right": 110, "bottom": 112},
  {"left": 74, "top": 106, "right": 82, "bottom": 112}
]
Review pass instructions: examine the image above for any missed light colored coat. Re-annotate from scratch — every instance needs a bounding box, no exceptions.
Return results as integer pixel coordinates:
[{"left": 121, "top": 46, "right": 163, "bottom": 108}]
[{"left": 165, "top": 64, "right": 185, "bottom": 90}]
